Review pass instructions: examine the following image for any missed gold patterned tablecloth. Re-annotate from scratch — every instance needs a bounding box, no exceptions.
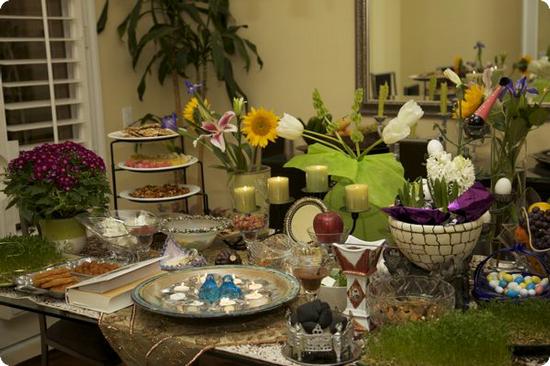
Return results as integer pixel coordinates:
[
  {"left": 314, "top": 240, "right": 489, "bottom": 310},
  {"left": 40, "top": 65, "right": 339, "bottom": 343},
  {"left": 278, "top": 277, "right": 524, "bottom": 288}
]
[{"left": 99, "top": 304, "right": 288, "bottom": 366}]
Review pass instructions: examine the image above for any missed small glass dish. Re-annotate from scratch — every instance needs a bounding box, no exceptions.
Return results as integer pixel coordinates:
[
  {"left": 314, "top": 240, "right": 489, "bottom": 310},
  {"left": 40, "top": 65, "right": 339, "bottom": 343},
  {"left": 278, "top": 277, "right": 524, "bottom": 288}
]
[
  {"left": 366, "top": 275, "right": 455, "bottom": 326},
  {"left": 160, "top": 214, "right": 231, "bottom": 250},
  {"left": 248, "top": 234, "right": 293, "bottom": 271},
  {"left": 111, "top": 210, "right": 159, "bottom": 260},
  {"left": 160, "top": 236, "right": 207, "bottom": 271}
]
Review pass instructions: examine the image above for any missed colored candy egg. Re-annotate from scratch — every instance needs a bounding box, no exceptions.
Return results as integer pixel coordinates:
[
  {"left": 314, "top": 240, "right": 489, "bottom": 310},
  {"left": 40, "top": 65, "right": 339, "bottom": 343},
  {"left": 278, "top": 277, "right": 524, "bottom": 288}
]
[
  {"left": 495, "top": 286, "right": 504, "bottom": 294},
  {"left": 498, "top": 280, "right": 508, "bottom": 288},
  {"left": 530, "top": 289, "right": 537, "bottom": 296},
  {"left": 526, "top": 283, "right": 536, "bottom": 290},
  {"left": 489, "top": 280, "right": 499, "bottom": 289},
  {"left": 508, "top": 282, "right": 519, "bottom": 290},
  {"left": 514, "top": 275, "right": 524, "bottom": 284},
  {"left": 524, "top": 276, "right": 532, "bottom": 284},
  {"left": 506, "top": 289, "right": 519, "bottom": 298},
  {"left": 498, "top": 272, "right": 507, "bottom": 280},
  {"left": 540, "top": 278, "right": 549, "bottom": 287},
  {"left": 532, "top": 276, "right": 541, "bottom": 284},
  {"left": 535, "top": 285, "right": 544, "bottom": 295},
  {"left": 519, "top": 289, "right": 528, "bottom": 297},
  {"left": 503, "top": 274, "right": 514, "bottom": 282},
  {"left": 519, "top": 282, "right": 527, "bottom": 289}
]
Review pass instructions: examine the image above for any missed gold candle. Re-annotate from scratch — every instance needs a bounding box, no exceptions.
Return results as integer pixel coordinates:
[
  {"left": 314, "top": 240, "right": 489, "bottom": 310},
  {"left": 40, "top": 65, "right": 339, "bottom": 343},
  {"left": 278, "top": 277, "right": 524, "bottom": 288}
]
[
  {"left": 345, "top": 184, "right": 369, "bottom": 212},
  {"left": 233, "top": 186, "right": 256, "bottom": 213},
  {"left": 305, "top": 165, "right": 328, "bottom": 193},
  {"left": 267, "top": 176, "right": 289, "bottom": 204}
]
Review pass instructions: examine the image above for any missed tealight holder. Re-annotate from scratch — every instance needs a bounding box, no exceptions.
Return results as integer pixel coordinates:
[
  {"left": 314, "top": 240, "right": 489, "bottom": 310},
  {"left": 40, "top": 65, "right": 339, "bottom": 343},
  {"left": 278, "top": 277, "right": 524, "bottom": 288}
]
[
  {"left": 340, "top": 207, "right": 371, "bottom": 236},
  {"left": 301, "top": 188, "right": 328, "bottom": 200},
  {"left": 268, "top": 198, "right": 295, "bottom": 233}
]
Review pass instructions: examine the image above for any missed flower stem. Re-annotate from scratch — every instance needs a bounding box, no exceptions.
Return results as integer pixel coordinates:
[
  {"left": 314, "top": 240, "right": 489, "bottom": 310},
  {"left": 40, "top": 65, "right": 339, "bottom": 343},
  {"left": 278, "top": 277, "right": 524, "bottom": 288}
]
[
  {"left": 358, "top": 138, "right": 384, "bottom": 159},
  {"left": 302, "top": 132, "right": 347, "bottom": 155}
]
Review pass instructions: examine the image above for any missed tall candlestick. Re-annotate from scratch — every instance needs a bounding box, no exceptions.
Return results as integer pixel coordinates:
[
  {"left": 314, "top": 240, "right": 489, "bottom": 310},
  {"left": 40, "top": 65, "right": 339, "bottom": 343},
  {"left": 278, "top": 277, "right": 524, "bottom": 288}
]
[
  {"left": 345, "top": 184, "right": 369, "bottom": 212},
  {"left": 305, "top": 165, "right": 328, "bottom": 193},
  {"left": 428, "top": 76, "right": 437, "bottom": 101},
  {"left": 440, "top": 82, "right": 448, "bottom": 114},
  {"left": 234, "top": 186, "right": 256, "bottom": 213},
  {"left": 377, "top": 82, "right": 389, "bottom": 117},
  {"left": 267, "top": 176, "right": 289, "bottom": 204}
]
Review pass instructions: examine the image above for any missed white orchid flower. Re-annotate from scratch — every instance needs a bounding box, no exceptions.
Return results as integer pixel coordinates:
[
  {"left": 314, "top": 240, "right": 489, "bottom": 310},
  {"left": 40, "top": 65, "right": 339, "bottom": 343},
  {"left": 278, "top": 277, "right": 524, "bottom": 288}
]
[
  {"left": 276, "top": 113, "right": 304, "bottom": 140},
  {"left": 443, "top": 68, "right": 463, "bottom": 87},
  {"left": 382, "top": 100, "right": 424, "bottom": 144}
]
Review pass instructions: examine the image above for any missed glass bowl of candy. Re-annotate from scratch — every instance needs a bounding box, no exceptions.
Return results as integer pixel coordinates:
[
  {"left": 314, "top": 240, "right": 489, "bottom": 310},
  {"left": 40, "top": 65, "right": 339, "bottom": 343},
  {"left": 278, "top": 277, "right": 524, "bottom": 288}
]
[
  {"left": 248, "top": 234, "right": 293, "bottom": 271},
  {"left": 111, "top": 210, "right": 159, "bottom": 260},
  {"left": 160, "top": 214, "right": 231, "bottom": 250},
  {"left": 366, "top": 275, "right": 455, "bottom": 326}
]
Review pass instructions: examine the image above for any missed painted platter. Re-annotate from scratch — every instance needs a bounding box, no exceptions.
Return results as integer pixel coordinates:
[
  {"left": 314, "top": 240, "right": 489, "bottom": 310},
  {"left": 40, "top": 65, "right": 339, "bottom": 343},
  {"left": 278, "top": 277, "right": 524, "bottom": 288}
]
[
  {"left": 284, "top": 197, "right": 328, "bottom": 243},
  {"left": 131, "top": 265, "right": 300, "bottom": 318},
  {"left": 117, "top": 156, "right": 198, "bottom": 172},
  {"left": 119, "top": 184, "right": 200, "bottom": 202}
]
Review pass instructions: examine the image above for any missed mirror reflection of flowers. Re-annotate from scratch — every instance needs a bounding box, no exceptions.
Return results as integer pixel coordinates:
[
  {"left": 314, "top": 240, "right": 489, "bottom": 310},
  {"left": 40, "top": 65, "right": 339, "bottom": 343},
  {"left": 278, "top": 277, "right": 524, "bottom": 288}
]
[{"left": 180, "top": 81, "right": 278, "bottom": 173}]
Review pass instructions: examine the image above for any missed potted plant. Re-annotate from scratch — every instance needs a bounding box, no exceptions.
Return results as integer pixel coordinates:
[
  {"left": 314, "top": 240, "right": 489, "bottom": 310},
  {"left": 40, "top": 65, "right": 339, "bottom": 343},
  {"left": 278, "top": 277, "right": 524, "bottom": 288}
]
[{"left": 2, "top": 142, "right": 110, "bottom": 254}]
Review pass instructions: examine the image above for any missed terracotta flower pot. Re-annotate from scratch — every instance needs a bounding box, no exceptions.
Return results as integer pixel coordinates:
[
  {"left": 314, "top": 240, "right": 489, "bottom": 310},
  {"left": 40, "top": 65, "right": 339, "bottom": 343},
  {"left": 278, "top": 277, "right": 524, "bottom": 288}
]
[{"left": 388, "top": 216, "right": 484, "bottom": 271}]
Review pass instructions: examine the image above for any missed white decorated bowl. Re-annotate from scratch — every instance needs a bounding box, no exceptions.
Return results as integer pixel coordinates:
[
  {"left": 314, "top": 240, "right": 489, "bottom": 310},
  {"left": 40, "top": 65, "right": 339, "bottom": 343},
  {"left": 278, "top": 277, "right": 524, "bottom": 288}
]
[
  {"left": 388, "top": 215, "right": 484, "bottom": 271},
  {"left": 161, "top": 214, "right": 231, "bottom": 251}
]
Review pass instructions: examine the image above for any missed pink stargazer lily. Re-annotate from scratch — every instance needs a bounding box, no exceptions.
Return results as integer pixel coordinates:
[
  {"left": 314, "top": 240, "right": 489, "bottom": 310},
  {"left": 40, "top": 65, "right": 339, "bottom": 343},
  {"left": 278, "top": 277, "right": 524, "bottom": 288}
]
[{"left": 194, "top": 111, "right": 237, "bottom": 152}]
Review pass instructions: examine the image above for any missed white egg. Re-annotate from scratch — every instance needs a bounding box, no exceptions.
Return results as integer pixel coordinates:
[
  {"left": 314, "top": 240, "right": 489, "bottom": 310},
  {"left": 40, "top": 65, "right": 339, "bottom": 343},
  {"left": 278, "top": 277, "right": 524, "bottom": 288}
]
[
  {"left": 528, "top": 289, "right": 536, "bottom": 296},
  {"left": 427, "top": 139, "right": 444, "bottom": 156},
  {"left": 489, "top": 280, "right": 499, "bottom": 289},
  {"left": 519, "top": 289, "right": 528, "bottom": 297},
  {"left": 495, "top": 286, "right": 504, "bottom": 294},
  {"left": 480, "top": 211, "right": 492, "bottom": 224},
  {"left": 494, "top": 177, "right": 512, "bottom": 195},
  {"left": 540, "top": 278, "right": 549, "bottom": 287}
]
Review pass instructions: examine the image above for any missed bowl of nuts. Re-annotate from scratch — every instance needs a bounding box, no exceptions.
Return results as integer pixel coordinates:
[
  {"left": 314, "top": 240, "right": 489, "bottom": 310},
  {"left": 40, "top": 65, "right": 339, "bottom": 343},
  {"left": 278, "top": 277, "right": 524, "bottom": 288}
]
[
  {"left": 160, "top": 214, "right": 231, "bottom": 251},
  {"left": 366, "top": 275, "right": 455, "bottom": 327}
]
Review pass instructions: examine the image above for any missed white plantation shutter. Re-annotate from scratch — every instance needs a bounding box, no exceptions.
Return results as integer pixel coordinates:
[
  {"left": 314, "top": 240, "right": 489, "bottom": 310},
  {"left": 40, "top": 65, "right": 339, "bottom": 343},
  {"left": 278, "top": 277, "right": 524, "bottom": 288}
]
[
  {"left": 0, "top": 0, "right": 104, "bottom": 155},
  {"left": 0, "top": 0, "right": 104, "bottom": 236}
]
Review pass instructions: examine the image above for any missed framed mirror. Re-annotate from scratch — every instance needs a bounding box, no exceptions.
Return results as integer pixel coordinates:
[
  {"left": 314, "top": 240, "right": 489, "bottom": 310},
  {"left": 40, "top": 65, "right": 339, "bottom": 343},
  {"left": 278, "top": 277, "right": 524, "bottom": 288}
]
[{"left": 356, "top": 0, "right": 550, "bottom": 116}]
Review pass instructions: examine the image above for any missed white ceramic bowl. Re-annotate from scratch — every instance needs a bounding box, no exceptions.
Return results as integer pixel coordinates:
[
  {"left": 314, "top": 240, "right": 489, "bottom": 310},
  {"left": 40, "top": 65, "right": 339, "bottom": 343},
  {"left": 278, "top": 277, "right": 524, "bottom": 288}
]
[
  {"left": 388, "top": 215, "right": 484, "bottom": 271},
  {"left": 161, "top": 214, "right": 231, "bottom": 251}
]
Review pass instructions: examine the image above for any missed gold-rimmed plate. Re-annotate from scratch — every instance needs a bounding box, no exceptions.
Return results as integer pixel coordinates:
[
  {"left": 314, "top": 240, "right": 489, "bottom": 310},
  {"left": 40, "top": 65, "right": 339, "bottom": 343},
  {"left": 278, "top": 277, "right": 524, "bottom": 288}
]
[{"left": 284, "top": 197, "right": 328, "bottom": 243}]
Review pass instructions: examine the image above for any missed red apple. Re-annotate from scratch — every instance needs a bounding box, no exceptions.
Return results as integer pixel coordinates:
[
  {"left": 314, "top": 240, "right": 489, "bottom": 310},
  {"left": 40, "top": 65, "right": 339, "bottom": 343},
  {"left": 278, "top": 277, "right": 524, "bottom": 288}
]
[{"left": 313, "top": 212, "right": 344, "bottom": 243}]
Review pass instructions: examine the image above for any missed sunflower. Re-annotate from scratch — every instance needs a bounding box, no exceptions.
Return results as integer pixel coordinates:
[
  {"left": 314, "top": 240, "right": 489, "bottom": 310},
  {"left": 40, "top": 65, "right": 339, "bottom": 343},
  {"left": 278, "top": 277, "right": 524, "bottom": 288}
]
[
  {"left": 183, "top": 98, "right": 209, "bottom": 123},
  {"left": 454, "top": 84, "right": 484, "bottom": 118},
  {"left": 242, "top": 107, "right": 278, "bottom": 148}
]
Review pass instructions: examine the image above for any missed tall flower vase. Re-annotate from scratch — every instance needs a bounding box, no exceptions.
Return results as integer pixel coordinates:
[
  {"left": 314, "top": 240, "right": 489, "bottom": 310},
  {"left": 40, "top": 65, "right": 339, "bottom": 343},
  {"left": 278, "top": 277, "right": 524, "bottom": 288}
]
[{"left": 489, "top": 130, "right": 527, "bottom": 252}]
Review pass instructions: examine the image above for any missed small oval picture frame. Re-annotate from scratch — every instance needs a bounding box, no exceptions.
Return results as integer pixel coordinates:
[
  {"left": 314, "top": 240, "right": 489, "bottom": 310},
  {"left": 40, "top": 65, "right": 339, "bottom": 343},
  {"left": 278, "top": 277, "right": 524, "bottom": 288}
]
[{"left": 284, "top": 197, "right": 328, "bottom": 243}]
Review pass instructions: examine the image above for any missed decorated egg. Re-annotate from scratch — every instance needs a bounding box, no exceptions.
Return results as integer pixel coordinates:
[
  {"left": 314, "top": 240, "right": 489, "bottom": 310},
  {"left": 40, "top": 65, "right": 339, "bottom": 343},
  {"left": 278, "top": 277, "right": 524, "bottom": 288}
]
[
  {"left": 536, "top": 285, "right": 544, "bottom": 295},
  {"left": 506, "top": 289, "right": 519, "bottom": 298},
  {"left": 532, "top": 276, "right": 542, "bottom": 284},
  {"left": 427, "top": 139, "right": 444, "bottom": 156},
  {"left": 494, "top": 177, "right": 512, "bottom": 195}
]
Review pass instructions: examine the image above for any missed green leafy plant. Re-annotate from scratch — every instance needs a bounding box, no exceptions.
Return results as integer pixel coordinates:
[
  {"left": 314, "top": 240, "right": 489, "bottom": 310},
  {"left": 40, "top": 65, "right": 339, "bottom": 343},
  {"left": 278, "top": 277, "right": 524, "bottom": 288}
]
[
  {"left": 397, "top": 179, "right": 425, "bottom": 208},
  {"left": 0, "top": 236, "right": 63, "bottom": 283},
  {"left": 2, "top": 141, "right": 110, "bottom": 222},
  {"left": 428, "top": 178, "right": 460, "bottom": 211},
  {"left": 116, "top": 0, "right": 262, "bottom": 115}
]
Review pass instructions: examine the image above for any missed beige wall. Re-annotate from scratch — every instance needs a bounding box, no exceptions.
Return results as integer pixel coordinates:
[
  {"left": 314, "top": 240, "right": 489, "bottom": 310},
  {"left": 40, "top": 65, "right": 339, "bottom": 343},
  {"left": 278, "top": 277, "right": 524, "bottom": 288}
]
[
  {"left": 539, "top": 1, "right": 550, "bottom": 57},
  {"left": 95, "top": 0, "right": 549, "bottom": 211}
]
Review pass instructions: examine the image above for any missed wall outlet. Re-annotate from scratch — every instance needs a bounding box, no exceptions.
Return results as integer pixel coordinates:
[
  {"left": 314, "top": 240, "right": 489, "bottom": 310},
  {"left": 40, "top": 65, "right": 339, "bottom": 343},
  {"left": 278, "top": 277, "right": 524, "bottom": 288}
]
[{"left": 122, "top": 106, "right": 133, "bottom": 127}]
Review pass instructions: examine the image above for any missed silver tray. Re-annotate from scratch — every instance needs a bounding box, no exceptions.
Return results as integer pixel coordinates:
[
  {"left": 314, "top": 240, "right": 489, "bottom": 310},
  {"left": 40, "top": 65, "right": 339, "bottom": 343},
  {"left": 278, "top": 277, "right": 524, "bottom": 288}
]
[
  {"left": 281, "top": 342, "right": 362, "bottom": 366},
  {"left": 132, "top": 265, "right": 300, "bottom": 318},
  {"left": 15, "top": 257, "right": 124, "bottom": 299}
]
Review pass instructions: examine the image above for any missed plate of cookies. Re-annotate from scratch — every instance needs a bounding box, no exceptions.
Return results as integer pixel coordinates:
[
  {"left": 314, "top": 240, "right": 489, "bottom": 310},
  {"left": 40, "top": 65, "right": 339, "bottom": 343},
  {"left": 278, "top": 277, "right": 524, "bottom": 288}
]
[{"left": 15, "top": 258, "right": 123, "bottom": 298}]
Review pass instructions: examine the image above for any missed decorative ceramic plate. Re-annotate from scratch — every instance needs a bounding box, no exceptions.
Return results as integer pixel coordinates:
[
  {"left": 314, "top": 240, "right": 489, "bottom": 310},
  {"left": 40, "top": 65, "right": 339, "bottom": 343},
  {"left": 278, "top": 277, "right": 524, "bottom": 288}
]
[
  {"left": 131, "top": 265, "right": 300, "bottom": 318},
  {"left": 119, "top": 184, "right": 200, "bottom": 202},
  {"left": 281, "top": 342, "right": 362, "bottom": 366},
  {"left": 117, "top": 156, "right": 198, "bottom": 172},
  {"left": 107, "top": 130, "right": 178, "bottom": 141},
  {"left": 533, "top": 150, "right": 550, "bottom": 167},
  {"left": 284, "top": 197, "right": 328, "bottom": 243}
]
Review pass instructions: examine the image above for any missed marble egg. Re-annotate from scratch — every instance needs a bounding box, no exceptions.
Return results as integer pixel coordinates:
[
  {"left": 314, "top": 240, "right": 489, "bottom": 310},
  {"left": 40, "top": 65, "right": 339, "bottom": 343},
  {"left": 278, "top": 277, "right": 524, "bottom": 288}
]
[
  {"left": 427, "top": 139, "right": 444, "bottom": 156},
  {"left": 494, "top": 177, "right": 512, "bottom": 195}
]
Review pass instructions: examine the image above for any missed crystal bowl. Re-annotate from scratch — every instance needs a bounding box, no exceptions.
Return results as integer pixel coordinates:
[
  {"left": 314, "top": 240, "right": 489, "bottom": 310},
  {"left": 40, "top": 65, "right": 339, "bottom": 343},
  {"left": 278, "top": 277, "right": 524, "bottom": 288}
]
[
  {"left": 248, "top": 234, "right": 293, "bottom": 271},
  {"left": 160, "top": 214, "right": 231, "bottom": 250},
  {"left": 366, "top": 275, "right": 455, "bottom": 326},
  {"left": 306, "top": 227, "right": 351, "bottom": 246}
]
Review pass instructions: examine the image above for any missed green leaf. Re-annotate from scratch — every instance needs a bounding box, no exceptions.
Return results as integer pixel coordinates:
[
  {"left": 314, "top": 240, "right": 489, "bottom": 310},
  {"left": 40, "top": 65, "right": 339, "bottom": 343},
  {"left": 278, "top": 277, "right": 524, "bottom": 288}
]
[
  {"left": 132, "top": 24, "right": 175, "bottom": 69},
  {"left": 528, "top": 108, "right": 548, "bottom": 126},
  {"left": 97, "top": 0, "right": 109, "bottom": 34}
]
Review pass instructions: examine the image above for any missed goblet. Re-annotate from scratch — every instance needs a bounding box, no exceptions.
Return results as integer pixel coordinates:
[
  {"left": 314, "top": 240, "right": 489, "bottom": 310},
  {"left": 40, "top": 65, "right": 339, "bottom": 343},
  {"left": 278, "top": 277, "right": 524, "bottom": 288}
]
[
  {"left": 290, "top": 246, "right": 330, "bottom": 301},
  {"left": 111, "top": 210, "right": 158, "bottom": 261}
]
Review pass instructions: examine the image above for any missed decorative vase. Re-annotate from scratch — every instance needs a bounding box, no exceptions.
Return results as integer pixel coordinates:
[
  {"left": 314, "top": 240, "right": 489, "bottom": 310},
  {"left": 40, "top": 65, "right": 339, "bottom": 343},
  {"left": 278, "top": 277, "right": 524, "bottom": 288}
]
[
  {"left": 39, "top": 217, "right": 87, "bottom": 254},
  {"left": 332, "top": 240, "right": 384, "bottom": 331},
  {"left": 388, "top": 216, "right": 484, "bottom": 272}
]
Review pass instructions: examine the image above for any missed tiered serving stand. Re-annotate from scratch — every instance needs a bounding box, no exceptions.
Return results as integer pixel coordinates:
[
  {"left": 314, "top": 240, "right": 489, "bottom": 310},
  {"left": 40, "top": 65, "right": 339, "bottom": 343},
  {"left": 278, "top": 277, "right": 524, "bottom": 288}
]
[{"left": 108, "top": 131, "right": 209, "bottom": 213}]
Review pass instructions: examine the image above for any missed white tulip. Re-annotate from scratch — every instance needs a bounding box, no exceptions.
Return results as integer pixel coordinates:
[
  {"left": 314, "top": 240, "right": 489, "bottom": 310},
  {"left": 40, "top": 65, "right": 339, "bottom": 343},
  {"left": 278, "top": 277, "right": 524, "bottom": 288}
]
[
  {"left": 276, "top": 113, "right": 304, "bottom": 140},
  {"left": 427, "top": 139, "right": 444, "bottom": 156},
  {"left": 443, "top": 68, "right": 463, "bottom": 87},
  {"left": 382, "top": 100, "right": 424, "bottom": 145}
]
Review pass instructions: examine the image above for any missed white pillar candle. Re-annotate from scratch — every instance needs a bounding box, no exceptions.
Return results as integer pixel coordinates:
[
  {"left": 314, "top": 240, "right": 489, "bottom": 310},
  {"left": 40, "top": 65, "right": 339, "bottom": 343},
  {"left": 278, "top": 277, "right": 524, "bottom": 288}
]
[
  {"left": 267, "top": 176, "right": 289, "bottom": 204},
  {"left": 345, "top": 184, "right": 369, "bottom": 212},
  {"left": 305, "top": 165, "right": 328, "bottom": 193},
  {"left": 234, "top": 186, "right": 256, "bottom": 213}
]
